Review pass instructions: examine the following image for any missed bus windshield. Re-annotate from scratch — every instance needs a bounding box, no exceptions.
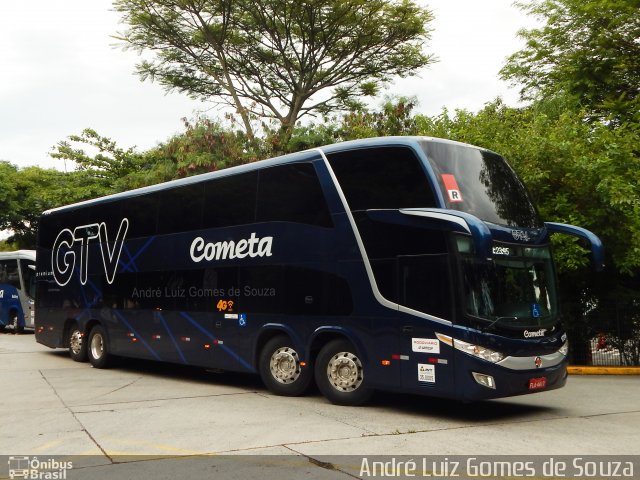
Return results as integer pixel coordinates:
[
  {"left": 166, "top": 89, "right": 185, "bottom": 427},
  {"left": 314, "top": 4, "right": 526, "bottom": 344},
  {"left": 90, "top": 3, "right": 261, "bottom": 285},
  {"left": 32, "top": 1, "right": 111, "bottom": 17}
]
[
  {"left": 421, "top": 140, "right": 542, "bottom": 228},
  {"left": 458, "top": 240, "right": 558, "bottom": 329}
]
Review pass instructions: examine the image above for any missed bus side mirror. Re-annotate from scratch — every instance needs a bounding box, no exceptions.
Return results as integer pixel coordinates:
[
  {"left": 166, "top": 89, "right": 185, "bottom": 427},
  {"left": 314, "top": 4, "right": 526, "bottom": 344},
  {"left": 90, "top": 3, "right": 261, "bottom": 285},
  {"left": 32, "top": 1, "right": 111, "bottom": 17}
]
[
  {"left": 544, "top": 222, "right": 605, "bottom": 272},
  {"left": 398, "top": 208, "right": 493, "bottom": 260}
]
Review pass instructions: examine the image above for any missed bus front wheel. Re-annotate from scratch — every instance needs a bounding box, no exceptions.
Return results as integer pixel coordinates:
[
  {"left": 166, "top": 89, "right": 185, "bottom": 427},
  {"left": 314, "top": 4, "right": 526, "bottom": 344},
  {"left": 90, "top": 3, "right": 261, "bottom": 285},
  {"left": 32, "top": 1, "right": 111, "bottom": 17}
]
[
  {"left": 87, "top": 325, "right": 111, "bottom": 369},
  {"left": 259, "top": 335, "right": 313, "bottom": 396},
  {"left": 68, "top": 325, "right": 88, "bottom": 362},
  {"left": 315, "top": 339, "right": 373, "bottom": 406}
]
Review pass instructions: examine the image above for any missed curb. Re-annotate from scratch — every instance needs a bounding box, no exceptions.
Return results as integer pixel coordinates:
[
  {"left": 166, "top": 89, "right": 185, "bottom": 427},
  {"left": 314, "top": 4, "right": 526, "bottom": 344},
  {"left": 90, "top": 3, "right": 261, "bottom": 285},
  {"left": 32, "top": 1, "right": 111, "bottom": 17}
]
[{"left": 567, "top": 366, "right": 640, "bottom": 375}]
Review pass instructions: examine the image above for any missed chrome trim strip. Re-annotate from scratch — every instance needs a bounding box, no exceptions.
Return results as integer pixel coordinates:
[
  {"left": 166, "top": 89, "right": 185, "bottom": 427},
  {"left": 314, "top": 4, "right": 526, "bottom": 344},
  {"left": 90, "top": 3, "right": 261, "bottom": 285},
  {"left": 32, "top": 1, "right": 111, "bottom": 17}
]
[
  {"left": 497, "top": 351, "right": 566, "bottom": 370},
  {"left": 315, "top": 148, "right": 452, "bottom": 326},
  {"left": 400, "top": 209, "right": 471, "bottom": 234}
]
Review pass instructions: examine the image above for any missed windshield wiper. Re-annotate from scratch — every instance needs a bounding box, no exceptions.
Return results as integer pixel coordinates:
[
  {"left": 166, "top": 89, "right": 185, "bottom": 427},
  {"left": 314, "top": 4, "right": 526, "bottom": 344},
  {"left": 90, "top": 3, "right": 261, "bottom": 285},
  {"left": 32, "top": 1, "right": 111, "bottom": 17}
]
[{"left": 483, "top": 316, "right": 518, "bottom": 331}]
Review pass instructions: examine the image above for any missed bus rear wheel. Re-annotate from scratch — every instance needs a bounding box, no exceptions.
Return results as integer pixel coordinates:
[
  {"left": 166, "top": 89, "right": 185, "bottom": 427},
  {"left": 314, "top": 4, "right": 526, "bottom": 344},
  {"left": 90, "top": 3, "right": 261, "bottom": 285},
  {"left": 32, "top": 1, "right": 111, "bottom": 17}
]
[
  {"left": 315, "top": 339, "right": 373, "bottom": 406},
  {"left": 87, "top": 325, "right": 111, "bottom": 369},
  {"left": 68, "top": 325, "right": 88, "bottom": 362},
  {"left": 259, "top": 335, "right": 313, "bottom": 396}
]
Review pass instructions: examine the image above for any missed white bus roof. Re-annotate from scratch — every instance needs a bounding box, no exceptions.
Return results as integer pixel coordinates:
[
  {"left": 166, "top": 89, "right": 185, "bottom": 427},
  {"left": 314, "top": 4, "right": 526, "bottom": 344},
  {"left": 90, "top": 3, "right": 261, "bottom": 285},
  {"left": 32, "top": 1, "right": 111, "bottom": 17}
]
[{"left": 0, "top": 250, "right": 36, "bottom": 261}]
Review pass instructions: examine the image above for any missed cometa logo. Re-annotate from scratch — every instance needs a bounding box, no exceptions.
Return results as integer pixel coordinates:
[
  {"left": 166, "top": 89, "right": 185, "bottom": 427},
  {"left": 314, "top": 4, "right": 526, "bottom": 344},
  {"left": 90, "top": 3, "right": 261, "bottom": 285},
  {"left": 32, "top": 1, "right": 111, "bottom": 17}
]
[
  {"left": 190, "top": 233, "right": 273, "bottom": 263},
  {"left": 52, "top": 218, "right": 129, "bottom": 286},
  {"left": 524, "top": 328, "right": 547, "bottom": 338}
]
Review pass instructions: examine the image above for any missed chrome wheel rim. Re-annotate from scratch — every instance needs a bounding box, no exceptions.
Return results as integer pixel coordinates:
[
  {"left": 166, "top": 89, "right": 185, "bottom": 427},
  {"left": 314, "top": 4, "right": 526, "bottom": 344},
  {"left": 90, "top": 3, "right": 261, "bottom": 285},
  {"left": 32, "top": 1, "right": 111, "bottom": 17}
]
[
  {"left": 70, "top": 330, "right": 83, "bottom": 355},
  {"left": 90, "top": 333, "right": 104, "bottom": 360},
  {"left": 327, "top": 351, "right": 364, "bottom": 392},
  {"left": 270, "top": 347, "right": 301, "bottom": 384}
]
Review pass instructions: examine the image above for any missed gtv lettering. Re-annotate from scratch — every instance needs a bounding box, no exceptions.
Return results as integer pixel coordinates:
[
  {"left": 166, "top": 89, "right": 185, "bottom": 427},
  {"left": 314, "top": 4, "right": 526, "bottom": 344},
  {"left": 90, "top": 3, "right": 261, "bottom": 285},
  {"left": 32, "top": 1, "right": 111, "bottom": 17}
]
[{"left": 52, "top": 219, "right": 129, "bottom": 286}]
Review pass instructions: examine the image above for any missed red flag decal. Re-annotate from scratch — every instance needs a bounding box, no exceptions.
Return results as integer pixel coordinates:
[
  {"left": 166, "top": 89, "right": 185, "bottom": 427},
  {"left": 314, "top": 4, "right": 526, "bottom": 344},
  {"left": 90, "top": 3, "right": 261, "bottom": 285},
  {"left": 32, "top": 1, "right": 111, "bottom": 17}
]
[{"left": 441, "top": 174, "right": 463, "bottom": 202}]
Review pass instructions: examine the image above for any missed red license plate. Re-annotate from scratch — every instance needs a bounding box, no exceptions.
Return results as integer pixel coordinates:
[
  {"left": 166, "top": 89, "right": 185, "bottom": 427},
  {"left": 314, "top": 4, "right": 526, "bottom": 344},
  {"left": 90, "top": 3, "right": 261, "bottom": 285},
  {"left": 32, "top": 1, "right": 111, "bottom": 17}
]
[{"left": 528, "top": 377, "right": 547, "bottom": 390}]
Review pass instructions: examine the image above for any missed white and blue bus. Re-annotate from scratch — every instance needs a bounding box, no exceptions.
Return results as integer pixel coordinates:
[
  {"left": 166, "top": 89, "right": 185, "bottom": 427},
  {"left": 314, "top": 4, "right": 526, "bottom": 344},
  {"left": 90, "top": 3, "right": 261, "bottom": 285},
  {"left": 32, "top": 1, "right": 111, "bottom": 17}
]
[
  {"left": 0, "top": 250, "right": 36, "bottom": 333},
  {"left": 35, "top": 137, "right": 603, "bottom": 405}
]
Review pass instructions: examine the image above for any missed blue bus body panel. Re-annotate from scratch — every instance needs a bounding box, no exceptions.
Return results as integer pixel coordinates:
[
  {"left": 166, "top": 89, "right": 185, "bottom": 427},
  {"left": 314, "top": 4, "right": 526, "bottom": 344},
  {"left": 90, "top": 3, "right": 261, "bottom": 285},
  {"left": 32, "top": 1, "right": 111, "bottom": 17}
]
[{"left": 0, "top": 284, "right": 25, "bottom": 327}]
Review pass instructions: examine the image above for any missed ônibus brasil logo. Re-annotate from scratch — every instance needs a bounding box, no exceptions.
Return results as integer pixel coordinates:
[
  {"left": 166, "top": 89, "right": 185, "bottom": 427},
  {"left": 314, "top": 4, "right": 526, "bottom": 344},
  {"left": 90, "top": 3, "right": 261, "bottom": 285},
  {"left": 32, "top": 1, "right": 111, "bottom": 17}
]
[{"left": 52, "top": 218, "right": 129, "bottom": 287}]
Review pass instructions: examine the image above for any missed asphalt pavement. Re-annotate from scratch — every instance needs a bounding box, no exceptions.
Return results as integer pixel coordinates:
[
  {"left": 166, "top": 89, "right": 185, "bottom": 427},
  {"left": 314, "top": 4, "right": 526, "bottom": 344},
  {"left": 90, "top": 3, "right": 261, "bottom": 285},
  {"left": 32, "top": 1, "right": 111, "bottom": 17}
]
[{"left": 1, "top": 331, "right": 638, "bottom": 479}]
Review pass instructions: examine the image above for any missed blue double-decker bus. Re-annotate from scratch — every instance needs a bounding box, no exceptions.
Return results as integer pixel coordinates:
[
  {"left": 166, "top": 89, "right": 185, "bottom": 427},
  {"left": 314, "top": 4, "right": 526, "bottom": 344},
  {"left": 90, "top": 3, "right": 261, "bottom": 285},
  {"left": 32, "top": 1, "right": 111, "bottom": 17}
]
[{"left": 35, "top": 137, "right": 603, "bottom": 405}]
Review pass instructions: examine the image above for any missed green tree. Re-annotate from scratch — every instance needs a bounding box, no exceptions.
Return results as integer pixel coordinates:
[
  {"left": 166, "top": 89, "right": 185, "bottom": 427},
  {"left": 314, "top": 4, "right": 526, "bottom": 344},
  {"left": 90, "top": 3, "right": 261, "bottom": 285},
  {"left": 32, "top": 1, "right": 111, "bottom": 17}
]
[
  {"left": 50, "top": 128, "right": 143, "bottom": 192},
  {"left": 0, "top": 161, "right": 21, "bottom": 237},
  {"left": 113, "top": 0, "right": 435, "bottom": 142},
  {"left": 1, "top": 167, "right": 114, "bottom": 248},
  {"left": 501, "top": 0, "right": 640, "bottom": 125},
  {"left": 160, "top": 117, "right": 266, "bottom": 176}
]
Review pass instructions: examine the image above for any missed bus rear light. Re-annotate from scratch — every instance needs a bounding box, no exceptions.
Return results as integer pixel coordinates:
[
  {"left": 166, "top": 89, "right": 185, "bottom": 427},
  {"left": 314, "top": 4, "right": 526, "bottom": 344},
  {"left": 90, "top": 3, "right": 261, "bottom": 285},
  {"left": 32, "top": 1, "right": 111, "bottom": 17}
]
[
  {"left": 381, "top": 360, "right": 391, "bottom": 366},
  {"left": 454, "top": 339, "right": 505, "bottom": 363},
  {"left": 472, "top": 372, "right": 496, "bottom": 389}
]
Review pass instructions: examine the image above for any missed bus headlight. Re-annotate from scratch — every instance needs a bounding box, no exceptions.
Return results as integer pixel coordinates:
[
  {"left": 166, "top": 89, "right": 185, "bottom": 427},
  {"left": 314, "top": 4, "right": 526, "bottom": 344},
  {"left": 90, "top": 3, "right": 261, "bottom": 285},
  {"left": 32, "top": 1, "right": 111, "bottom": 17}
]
[
  {"left": 559, "top": 340, "right": 569, "bottom": 356},
  {"left": 454, "top": 339, "right": 505, "bottom": 363}
]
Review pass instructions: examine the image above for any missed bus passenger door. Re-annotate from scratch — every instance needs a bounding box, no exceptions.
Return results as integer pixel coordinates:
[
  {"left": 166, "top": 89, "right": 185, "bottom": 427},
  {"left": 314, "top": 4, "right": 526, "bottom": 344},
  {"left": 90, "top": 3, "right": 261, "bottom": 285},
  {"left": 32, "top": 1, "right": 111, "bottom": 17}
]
[{"left": 397, "top": 254, "right": 456, "bottom": 397}]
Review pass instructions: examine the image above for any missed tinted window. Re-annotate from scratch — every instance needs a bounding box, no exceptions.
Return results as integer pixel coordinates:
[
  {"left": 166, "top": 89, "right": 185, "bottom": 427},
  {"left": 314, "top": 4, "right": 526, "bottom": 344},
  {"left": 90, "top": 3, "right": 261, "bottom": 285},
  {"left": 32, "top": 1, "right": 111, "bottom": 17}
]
[
  {"left": 157, "top": 184, "right": 204, "bottom": 234},
  {"left": 0, "top": 260, "right": 21, "bottom": 289},
  {"left": 239, "top": 265, "right": 352, "bottom": 315},
  {"left": 202, "top": 172, "right": 258, "bottom": 229},
  {"left": 38, "top": 208, "right": 89, "bottom": 249},
  {"left": 20, "top": 260, "right": 36, "bottom": 298},
  {"left": 354, "top": 213, "right": 452, "bottom": 319},
  {"left": 422, "top": 141, "right": 541, "bottom": 228},
  {"left": 127, "top": 194, "right": 159, "bottom": 238},
  {"left": 256, "top": 163, "right": 333, "bottom": 227},
  {"left": 327, "top": 146, "right": 437, "bottom": 211},
  {"left": 399, "top": 254, "right": 452, "bottom": 319}
]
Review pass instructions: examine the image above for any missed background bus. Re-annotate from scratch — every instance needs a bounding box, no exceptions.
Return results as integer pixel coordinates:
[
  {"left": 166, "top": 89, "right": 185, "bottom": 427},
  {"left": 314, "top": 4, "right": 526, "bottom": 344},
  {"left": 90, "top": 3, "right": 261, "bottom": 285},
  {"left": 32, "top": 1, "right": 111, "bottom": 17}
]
[
  {"left": 0, "top": 250, "right": 36, "bottom": 333},
  {"left": 34, "top": 137, "right": 603, "bottom": 405}
]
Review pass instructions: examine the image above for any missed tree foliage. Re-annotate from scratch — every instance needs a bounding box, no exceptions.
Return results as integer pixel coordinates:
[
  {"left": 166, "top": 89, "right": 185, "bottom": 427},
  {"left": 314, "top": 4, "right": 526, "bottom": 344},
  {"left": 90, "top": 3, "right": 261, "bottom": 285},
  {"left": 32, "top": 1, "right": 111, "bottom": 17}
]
[
  {"left": 501, "top": 0, "right": 640, "bottom": 125},
  {"left": 113, "top": 0, "right": 435, "bottom": 141},
  {"left": 0, "top": 163, "right": 114, "bottom": 248}
]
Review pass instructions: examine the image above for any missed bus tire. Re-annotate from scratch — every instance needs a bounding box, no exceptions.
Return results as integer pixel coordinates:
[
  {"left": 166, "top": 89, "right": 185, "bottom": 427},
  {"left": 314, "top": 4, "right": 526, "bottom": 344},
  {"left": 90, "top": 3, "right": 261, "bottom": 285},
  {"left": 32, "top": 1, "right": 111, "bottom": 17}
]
[
  {"left": 68, "top": 325, "right": 88, "bottom": 362},
  {"left": 87, "top": 325, "right": 111, "bottom": 369},
  {"left": 315, "top": 339, "right": 373, "bottom": 406},
  {"left": 259, "top": 335, "right": 313, "bottom": 396},
  {"left": 10, "top": 312, "right": 23, "bottom": 334}
]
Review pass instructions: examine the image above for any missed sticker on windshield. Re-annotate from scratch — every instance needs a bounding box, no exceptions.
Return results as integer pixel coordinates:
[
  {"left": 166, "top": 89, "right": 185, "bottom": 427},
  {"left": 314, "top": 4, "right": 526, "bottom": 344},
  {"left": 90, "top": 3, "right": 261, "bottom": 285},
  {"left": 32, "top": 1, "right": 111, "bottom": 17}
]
[
  {"left": 441, "top": 174, "right": 463, "bottom": 203},
  {"left": 531, "top": 304, "right": 541, "bottom": 318}
]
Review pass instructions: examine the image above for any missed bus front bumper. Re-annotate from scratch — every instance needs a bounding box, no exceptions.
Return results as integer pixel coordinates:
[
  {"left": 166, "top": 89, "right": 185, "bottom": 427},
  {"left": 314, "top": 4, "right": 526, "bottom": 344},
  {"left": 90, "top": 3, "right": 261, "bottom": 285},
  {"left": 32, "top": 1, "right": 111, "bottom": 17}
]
[{"left": 455, "top": 355, "right": 569, "bottom": 402}]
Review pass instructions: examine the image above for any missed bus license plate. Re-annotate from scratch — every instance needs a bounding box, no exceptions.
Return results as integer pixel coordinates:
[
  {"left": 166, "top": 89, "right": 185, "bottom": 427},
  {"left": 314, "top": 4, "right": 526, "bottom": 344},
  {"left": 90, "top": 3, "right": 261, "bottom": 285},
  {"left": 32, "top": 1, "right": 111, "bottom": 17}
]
[{"left": 528, "top": 377, "right": 546, "bottom": 390}]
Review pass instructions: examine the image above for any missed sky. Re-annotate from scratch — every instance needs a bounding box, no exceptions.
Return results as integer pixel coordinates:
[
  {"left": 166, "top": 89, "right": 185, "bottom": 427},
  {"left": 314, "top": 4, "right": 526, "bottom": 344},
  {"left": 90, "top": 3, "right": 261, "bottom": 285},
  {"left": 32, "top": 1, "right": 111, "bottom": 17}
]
[{"left": 0, "top": 1, "right": 538, "bottom": 170}]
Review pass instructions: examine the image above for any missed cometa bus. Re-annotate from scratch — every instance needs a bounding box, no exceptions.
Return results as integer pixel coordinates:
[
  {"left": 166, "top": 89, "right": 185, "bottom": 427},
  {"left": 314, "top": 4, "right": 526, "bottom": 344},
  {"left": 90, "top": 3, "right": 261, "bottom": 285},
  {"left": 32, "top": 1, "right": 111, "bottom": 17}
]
[{"left": 35, "top": 137, "right": 603, "bottom": 405}]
